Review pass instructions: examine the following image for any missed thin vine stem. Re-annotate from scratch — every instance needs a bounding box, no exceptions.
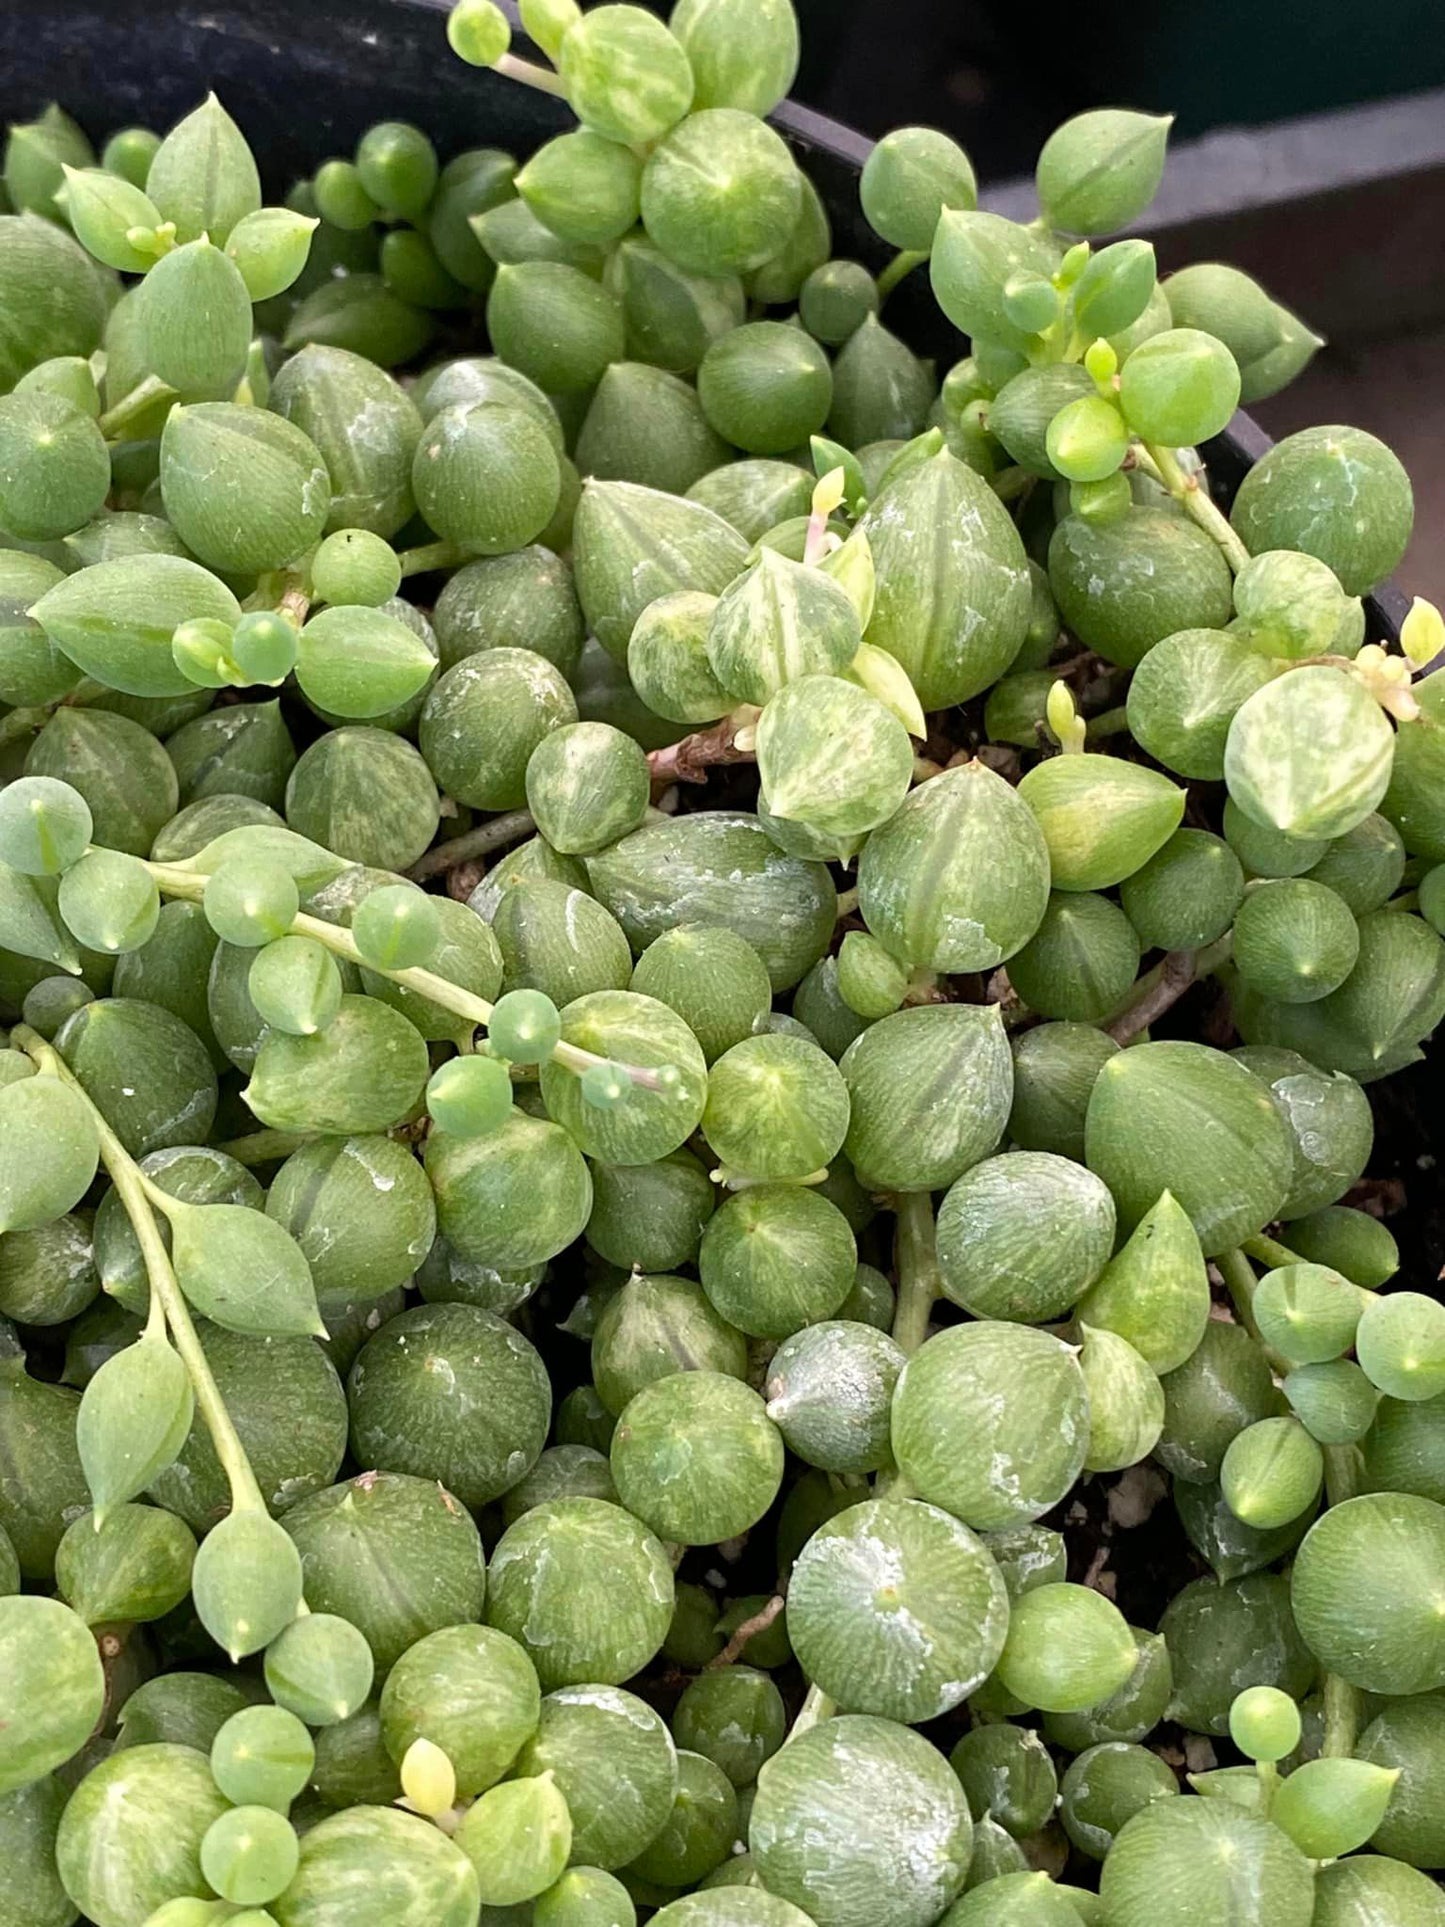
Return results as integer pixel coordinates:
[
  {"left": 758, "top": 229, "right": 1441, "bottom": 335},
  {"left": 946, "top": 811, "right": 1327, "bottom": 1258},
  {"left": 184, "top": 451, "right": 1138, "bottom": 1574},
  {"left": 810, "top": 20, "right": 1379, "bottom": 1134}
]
[
  {"left": 15, "top": 1028, "right": 267, "bottom": 1516},
  {"left": 786, "top": 1191, "right": 938, "bottom": 1740},
  {"left": 1105, "top": 933, "right": 1233, "bottom": 1045},
  {"left": 875, "top": 248, "right": 929, "bottom": 301},
  {"left": 214, "top": 1128, "right": 314, "bottom": 1167},
  {"left": 1133, "top": 442, "right": 1252, "bottom": 573},
  {"left": 1320, "top": 1444, "right": 1365, "bottom": 1756},
  {"left": 98, "top": 374, "right": 176, "bottom": 439},
  {"left": 408, "top": 809, "right": 537, "bottom": 881},
  {"left": 493, "top": 50, "right": 569, "bottom": 97},
  {"left": 1242, "top": 1232, "right": 1308, "bottom": 1270},
  {"left": 786, "top": 1683, "right": 838, "bottom": 1743},
  {"left": 891, "top": 1190, "right": 940, "bottom": 1357},
  {"left": 398, "top": 539, "right": 473, "bottom": 579},
  {"left": 140, "top": 858, "right": 666, "bottom": 1091}
]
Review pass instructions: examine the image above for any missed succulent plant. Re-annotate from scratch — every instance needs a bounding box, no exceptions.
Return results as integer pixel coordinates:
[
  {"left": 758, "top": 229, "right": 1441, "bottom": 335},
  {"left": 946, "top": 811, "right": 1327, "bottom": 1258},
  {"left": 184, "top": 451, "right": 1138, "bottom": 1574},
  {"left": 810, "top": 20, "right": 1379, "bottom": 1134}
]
[{"left": 0, "top": 15, "right": 1440, "bottom": 1922}]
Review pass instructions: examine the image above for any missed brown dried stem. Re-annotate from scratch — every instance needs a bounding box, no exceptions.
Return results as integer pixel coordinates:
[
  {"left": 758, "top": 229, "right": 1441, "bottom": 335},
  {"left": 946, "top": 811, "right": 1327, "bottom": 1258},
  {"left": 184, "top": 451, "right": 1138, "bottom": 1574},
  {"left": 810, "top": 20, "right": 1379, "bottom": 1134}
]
[
  {"left": 647, "top": 709, "right": 760, "bottom": 790},
  {"left": 707, "top": 1593, "right": 786, "bottom": 1670},
  {"left": 408, "top": 809, "right": 536, "bottom": 881},
  {"left": 1106, "top": 934, "right": 1233, "bottom": 1045}
]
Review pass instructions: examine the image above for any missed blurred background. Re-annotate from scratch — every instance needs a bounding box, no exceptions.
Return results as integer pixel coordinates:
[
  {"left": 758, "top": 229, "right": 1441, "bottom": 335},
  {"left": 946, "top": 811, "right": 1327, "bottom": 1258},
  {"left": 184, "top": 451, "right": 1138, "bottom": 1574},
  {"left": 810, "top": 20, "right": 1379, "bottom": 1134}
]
[{"left": 774, "top": 0, "right": 1445, "bottom": 599}]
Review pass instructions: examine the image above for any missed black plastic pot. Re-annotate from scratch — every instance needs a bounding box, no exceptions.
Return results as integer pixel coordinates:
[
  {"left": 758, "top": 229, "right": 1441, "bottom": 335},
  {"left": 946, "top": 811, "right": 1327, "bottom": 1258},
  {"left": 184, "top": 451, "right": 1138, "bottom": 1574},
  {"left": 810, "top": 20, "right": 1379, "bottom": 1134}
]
[{"left": 2, "top": 0, "right": 1434, "bottom": 1272}]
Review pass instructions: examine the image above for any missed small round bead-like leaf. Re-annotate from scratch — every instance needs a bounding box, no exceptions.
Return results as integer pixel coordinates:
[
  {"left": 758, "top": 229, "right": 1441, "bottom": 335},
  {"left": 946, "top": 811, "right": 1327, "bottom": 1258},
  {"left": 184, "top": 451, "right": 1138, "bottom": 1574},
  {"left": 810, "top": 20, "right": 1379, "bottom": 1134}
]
[
  {"left": 936, "top": 1149, "right": 1115, "bottom": 1323},
  {"left": 1292, "top": 1491, "right": 1445, "bottom": 1696},
  {"left": 1036, "top": 108, "right": 1171, "bottom": 235},
  {"left": 641, "top": 110, "right": 800, "bottom": 277},
  {"left": 1018, "top": 752, "right": 1185, "bottom": 891},
  {"left": 379, "top": 1621, "right": 540, "bottom": 1798},
  {"left": 892, "top": 1322, "right": 1088, "bottom": 1531},
  {"left": 750, "top": 1715, "right": 972, "bottom": 1927},
  {"left": 996, "top": 1582, "right": 1137, "bottom": 1713},
  {"left": 514, "top": 1682, "right": 677, "bottom": 1869},
  {"left": 765, "top": 1320, "right": 904, "bottom": 1474},
  {"left": 1357, "top": 1291, "right": 1445, "bottom": 1402},
  {"left": 269, "top": 1804, "right": 481, "bottom": 1927},
  {"left": 264, "top": 1610, "right": 374, "bottom": 1729},
  {"left": 245, "top": 995, "right": 430, "bottom": 1135},
  {"left": 0, "top": 1074, "right": 99, "bottom": 1238},
  {"left": 488, "top": 1497, "right": 673, "bottom": 1692},
  {"left": 788, "top": 1496, "right": 1008, "bottom": 1722},
  {"left": 76, "top": 1331, "right": 194, "bottom": 1519},
  {"left": 55, "top": 1743, "right": 230, "bottom": 1927},
  {"left": 612, "top": 1371, "right": 783, "bottom": 1546},
  {"left": 1271, "top": 1757, "right": 1403, "bottom": 1862},
  {"left": 699, "top": 1183, "right": 855, "bottom": 1341},
  {"left": 453, "top": 1773, "right": 572, "bottom": 1906},
  {"left": 857, "top": 759, "right": 1049, "bottom": 973},
  {"left": 280, "top": 1472, "right": 485, "bottom": 1677},
  {"left": 146, "top": 94, "right": 260, "bottom": 245},
  {"left": 1230, "top": 423, "right": 1414, "bottom": 596},
  {"left": 1220, "top": 1415, "right": 1324, "bottom": 1530},
  {"left": 0, "top": 389, "right": 109, "bottom": 543},
  {"left": 1079, "top": 1325, "right": 1165, "bottom": 1473},
  {"left": 192, "top": 1506, "right": 304, "bottom": 1661},
  {"left": 1084, "top": 1040, "right": 1293, "bottom": 1257},
  {"left": 1225, "top": 664, "right": 1396, "bottom": 842},
  {"left": 0, "top": 1594, "right": 105, "bottom": 1795},
  {"left": 168, "top": 1199, "right": 323, "bottom": 1338}
]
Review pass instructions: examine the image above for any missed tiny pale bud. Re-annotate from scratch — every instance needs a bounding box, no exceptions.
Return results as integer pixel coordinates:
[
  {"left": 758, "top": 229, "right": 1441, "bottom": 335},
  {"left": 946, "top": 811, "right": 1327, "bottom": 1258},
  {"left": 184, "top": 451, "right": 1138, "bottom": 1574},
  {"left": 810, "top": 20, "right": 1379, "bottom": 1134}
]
[
  {"left": 812, "top": 465, "right": 847, "bottom": 521},
  {"left": 1084, "top": 337, "right": 1118, "bottom": 390},
  {"left": 1057, "top": 240, "right": 1092, "bottom": 287},
  {"left": 1401, "top": 595, "right": 1445, "bottom": 670},
  {"left": 1046, "top": 679, "right": 1086, "bottom": 753},
  {"left": 400, "top": 1737, "right": 457, "bottom": 1818}
]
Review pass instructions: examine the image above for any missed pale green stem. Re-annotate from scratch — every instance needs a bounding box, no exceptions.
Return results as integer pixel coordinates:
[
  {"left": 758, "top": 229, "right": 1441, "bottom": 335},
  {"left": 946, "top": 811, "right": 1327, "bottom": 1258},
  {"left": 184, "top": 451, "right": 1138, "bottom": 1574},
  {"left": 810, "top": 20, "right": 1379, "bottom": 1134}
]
[
  {"left": 786, "top": 1683, "right": 838, "bottom": 1742},
  {"left": 494, "top": 50, "right": 569, "bottom": 97},
  {"left": 214, "top": 1128, "right": 314, "bottom": 1167},
  {"left": 1225, "top": 1240, "right": 1279, "bottom": 1364},
  {"left": 15, "top": 1028, "right": 267, "bottom": 1515},
  {"left": 1084, "top": 705, "right": 1131, "bottom": 741},
  {"left": 408, "top": 810, "right": 536, "bottom": 881},
  {"left": 98, "top": 374, "right": 176, "bottom": 439},
  {"left": 1320, "top": 1444, "right": 1364, "bottom": 1756},
  {"left": 834, "top": 886, "right": 859, "bottom": 920},
  {"left": 891, "top": 1191, "right": 940, "bottom": 1357},
  {"left": 875, "top": 248, "right": 929, "bottom": 301},
  {"left": 1242, "top": 1232, "right": 1308, "bottom": 1270},
  {"left": 1218, "top": 1246, "right": 1295, "bottom": 1378},
  {"left": 1255, "top": 1759, "right": 1279, "bottom": 1813},
  {"left": 398, "top": 539, "right": 472, "bottom": 578},
  {"left": 1134, "top": 441, "right": 1252, "bottom": 573},
  {"left": 143, "top": 859, "right": 664, "bottom": 1090}
]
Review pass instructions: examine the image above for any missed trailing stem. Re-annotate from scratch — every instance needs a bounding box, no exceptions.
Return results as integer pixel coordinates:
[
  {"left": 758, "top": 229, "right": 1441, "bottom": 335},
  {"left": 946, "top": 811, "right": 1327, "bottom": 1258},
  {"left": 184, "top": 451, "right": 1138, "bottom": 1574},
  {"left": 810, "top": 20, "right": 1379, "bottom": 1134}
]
[
  {"left": 1321, "top": 1444, "right": 1365, "bottom": 1757},
  {"left": 875, "top": 248, "right": 929, "bottom": 301},
  {"left": 1132, "top": 441, "right": 1252, "bottom": 573},
  {"left": 1105, "top": 933, "right": 1232, "bottom": 1045},
  {"left": 15, "top": 1028, "right": 267, "bottom": 1516},
  {"left": 646, "top": 707, "right": 761, "bottom": 790},
  {"left": 891, "top": 1190, "right": 940, "bottom": 1357},
  {"left": 785, "top": 1191, "right": 939, "bottom": 1743},
  {"left": 408, "top": 809, "right": 537, "bottom": 880},
  {"left": 707, "top": 1594, "right": 786, "bottom": 1670},
  {"left": 139, "top": 857, "right": 667, "bottom": 1091}
]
